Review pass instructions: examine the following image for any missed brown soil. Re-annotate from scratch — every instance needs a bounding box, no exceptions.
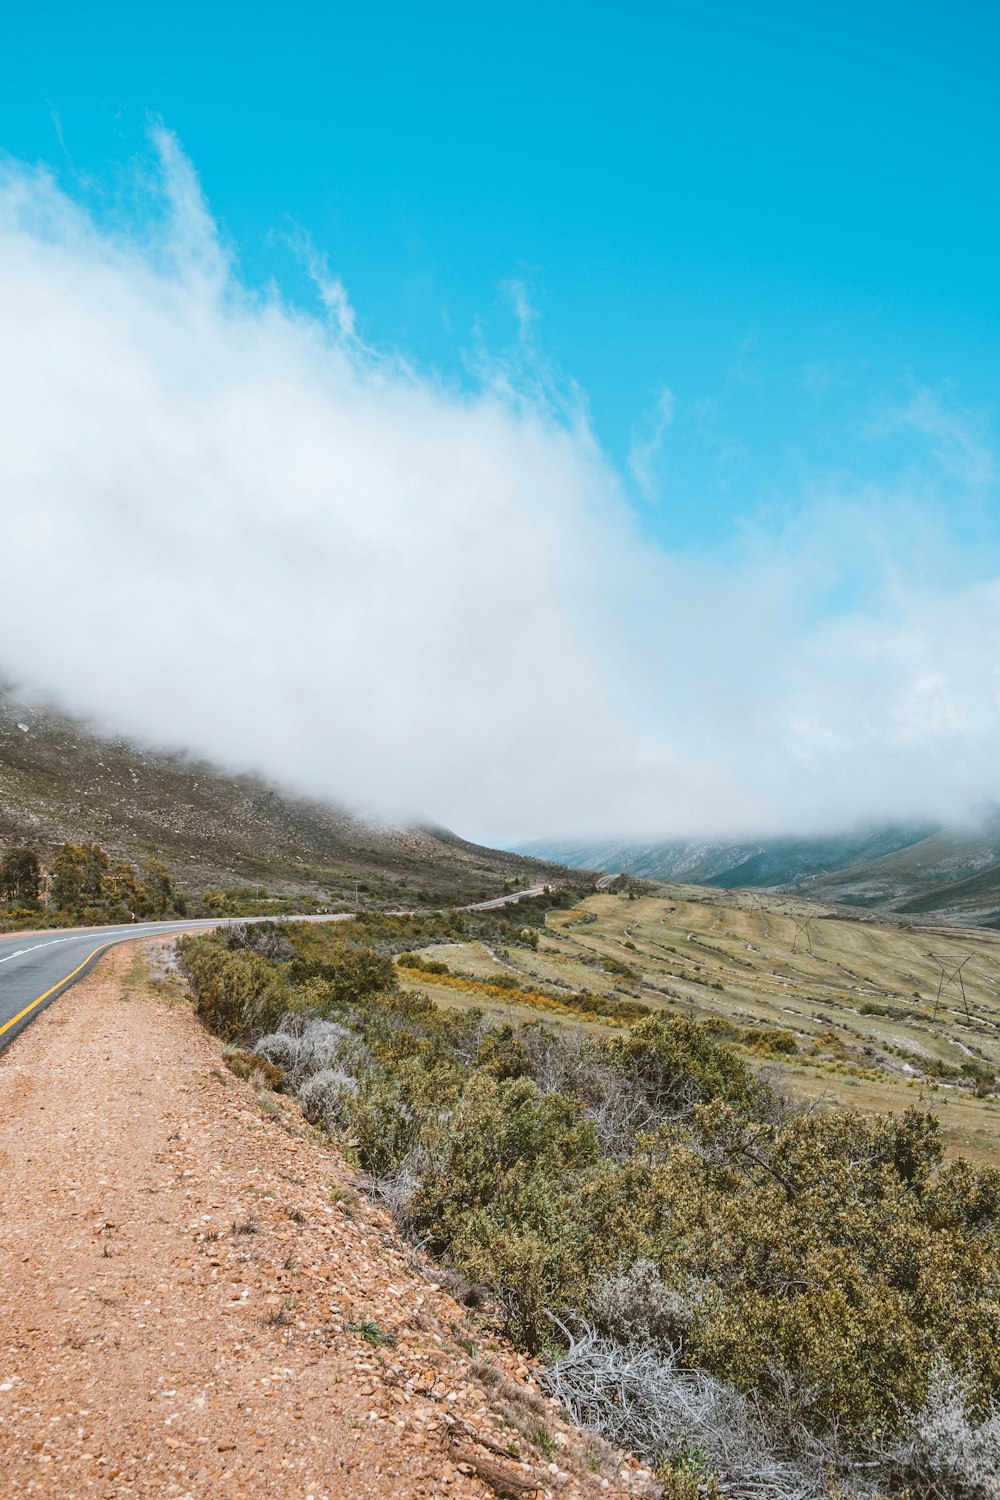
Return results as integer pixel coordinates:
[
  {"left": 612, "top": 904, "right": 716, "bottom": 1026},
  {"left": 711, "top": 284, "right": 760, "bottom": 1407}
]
[{"left": 0, "top": 942, "right": 653, "bottom": 1500}]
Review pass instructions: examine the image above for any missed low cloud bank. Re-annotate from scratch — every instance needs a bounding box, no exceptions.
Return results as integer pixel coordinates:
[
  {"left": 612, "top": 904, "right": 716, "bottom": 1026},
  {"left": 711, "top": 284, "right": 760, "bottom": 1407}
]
[{"left": 1, "top": 133, "right": 998, "bottom": 843}]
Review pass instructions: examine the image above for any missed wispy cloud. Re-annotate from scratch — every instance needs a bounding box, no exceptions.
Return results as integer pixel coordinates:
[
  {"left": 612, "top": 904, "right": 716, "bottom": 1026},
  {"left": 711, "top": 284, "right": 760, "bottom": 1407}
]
[
  {"left": 628, "top": 387, "right": 675, "bottom": 502},
  {"left": 1, "top": 132, "right": 999, "bottom": 843},
  {"left": 287, "top": 226, "right": 360, "bottom": 343},
  {"left": 46, "top": 102, "right": 69, "bottom": 159},
  {"left": 875, "top": 386, "right": 996, "bottom": 493},
  {"left": 501, "top": 277, "right": 538, "bottom": 346}
]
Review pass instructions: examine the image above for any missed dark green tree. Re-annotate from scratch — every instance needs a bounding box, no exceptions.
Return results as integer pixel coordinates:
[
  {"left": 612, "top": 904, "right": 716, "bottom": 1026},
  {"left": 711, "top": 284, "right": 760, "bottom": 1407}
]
[{"left": 0, "top": 846, "right": 42, "bottom": 904}]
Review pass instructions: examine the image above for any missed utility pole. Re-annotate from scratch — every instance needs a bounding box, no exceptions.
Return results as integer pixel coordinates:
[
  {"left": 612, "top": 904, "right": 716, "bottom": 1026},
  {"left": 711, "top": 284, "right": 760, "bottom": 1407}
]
[
  {"left": 928, "top": 953, "right": 973, "bottom": 1021},
  {"left": 791, "top": 916, "right": 815, "bottom": 956}
]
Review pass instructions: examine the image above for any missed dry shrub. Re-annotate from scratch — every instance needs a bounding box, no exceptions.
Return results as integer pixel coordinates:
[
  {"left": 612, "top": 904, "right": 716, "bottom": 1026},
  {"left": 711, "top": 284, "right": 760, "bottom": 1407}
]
[
  {"left": 298, "top": 1066, "right": 359, "bottom": 1129},
  {"left": 544, "top": 1326, "right": 835, "bottom": 1500},
  {"left": 224, "top": 1046, "right": 286, "bottom": 1090},
  {"left": 882, "top": 1362, "right": 1000, "bottom": 1500},
  {"left": 546, "top": 1330, "right": 1000, "bottom": 1500}
]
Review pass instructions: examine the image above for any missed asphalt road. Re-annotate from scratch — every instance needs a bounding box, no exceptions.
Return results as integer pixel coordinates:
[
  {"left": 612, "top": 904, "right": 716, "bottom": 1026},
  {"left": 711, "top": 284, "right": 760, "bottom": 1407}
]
[
  {"left": 0, "top": 918, "right": 231, "bottom": 1054},
  {"left": 0, "top": 884, "right": 553, "bottom": 1055}
]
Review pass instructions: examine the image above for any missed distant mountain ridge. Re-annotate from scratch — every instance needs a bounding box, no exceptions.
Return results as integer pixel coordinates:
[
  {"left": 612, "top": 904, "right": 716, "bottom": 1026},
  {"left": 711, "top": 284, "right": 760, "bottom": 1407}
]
[
  {"left": 515, "top": 822, "right": 1000, "bottom": 927},
  {"left": 515, "top": 826, "right": 934, "bottom": 890}
]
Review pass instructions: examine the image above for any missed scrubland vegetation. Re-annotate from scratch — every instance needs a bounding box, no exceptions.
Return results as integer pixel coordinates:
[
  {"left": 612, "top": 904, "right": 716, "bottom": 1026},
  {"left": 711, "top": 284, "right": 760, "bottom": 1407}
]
[
  {"left": 469, "top": 888, "right": 1000, "bottom": 1162},
  {"left": 177, "top": 898, "right": 1000, "bottom": 1500}
]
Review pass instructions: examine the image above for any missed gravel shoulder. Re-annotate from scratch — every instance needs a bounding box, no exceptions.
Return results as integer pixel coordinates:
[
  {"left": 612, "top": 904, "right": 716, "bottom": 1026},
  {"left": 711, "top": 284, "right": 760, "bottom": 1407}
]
[{"left": 0, "top": 941, "right": 652, "bottom": 1500}]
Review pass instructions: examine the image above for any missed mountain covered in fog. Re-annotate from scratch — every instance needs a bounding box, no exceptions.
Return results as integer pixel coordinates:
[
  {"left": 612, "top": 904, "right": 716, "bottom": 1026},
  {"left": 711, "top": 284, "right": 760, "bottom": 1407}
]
[{"left": 0, "top": 688, "right": 568, "bottom": 906}]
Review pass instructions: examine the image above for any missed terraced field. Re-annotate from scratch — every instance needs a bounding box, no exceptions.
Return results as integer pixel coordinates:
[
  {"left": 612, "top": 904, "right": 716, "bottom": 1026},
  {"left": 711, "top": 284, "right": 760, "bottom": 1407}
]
[{"left": 398, "top": 886, "right": 1000, "bottom": 1162}]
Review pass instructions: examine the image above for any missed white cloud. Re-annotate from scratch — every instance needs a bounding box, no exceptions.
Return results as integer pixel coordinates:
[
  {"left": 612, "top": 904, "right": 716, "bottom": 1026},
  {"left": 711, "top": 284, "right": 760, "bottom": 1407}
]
[{"left": 0, "top": 133, "right": 999, "bottom": 844}]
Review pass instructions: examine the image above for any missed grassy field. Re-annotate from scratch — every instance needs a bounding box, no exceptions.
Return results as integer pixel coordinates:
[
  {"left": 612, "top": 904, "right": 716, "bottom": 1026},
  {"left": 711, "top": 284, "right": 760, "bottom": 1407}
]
[{"left": 397, "top": 885, "right": 1000, "bottom": 1162}]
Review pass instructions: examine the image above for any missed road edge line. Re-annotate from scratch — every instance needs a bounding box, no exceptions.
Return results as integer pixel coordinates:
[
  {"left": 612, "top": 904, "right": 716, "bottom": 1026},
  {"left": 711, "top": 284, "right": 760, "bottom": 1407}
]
[{"left": 0, "top": 943, "right": 112, "bottom": 1041}]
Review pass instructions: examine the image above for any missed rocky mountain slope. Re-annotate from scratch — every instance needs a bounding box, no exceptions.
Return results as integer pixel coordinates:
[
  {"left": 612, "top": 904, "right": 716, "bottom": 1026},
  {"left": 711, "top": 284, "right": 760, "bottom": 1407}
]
[{"left": 0, "top": 688, "right": 566, "bottom": 904}]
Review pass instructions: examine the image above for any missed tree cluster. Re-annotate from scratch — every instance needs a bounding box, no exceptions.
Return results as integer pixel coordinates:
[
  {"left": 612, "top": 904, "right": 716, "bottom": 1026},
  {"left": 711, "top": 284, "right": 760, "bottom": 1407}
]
[{"left": 0, "top": 841, "right": 185, "bottom": 925}]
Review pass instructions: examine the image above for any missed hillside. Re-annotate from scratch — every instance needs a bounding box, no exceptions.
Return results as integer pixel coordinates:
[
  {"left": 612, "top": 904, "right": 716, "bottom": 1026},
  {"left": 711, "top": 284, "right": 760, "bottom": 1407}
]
[
  {"left": 794, "top": 819, "right": 1000, "bottom": 925},
  {"left": 382, "top": 884, "right": 1000, "bottom": 1162},
  {"left": 0, "top": 688, "right": 567, "bottom": 906}
]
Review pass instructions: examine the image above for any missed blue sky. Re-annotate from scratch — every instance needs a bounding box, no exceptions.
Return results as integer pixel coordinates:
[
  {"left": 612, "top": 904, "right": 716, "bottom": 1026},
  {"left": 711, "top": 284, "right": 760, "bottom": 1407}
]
[
  {"left": 1, "top": 3, "right": 999, "bottom": 839},
  {"left": 3, "top": 1, "right": 997, "bottom": 561}
]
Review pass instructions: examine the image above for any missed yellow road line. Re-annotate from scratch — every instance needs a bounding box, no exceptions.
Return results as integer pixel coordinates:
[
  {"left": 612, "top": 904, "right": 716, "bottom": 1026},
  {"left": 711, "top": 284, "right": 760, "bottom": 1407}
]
[{"left": 0, "top": 944, "right": 111, "bottom": 1040}]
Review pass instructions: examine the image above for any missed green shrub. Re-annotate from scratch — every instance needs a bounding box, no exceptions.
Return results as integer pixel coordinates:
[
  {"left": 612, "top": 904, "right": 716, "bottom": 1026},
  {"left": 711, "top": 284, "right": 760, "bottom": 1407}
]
[
  {"left": 345, "top": 1067, "right": 431, "bottom": 1178},
  {"left": 741, "top": 1025, "right": 799, "bottom": 1055},
  {"left": 397, "top": 951, "right": 450, "bottom": 973},
  {"left": 603, "top": 1014, "right": 764, "bottom": 1120},
  {"left": 406, "top": 1074, "right": 599, "bottom": 1346},
  {"left": 572, "top": 991, "right": 651, "bottom": 1020},
  {"left": 488, "top": 971, "right": 521, "bottom": 989},
  {"left": 286, "top": 944, "right": 396, "bottom": 1006},
  {"left": 603, "top": 956, "right": 638, "bottom": 980},
  {"left": 178, "top": 937, "right": 299, "bottom": 1042},
  {"left": 961, "top": 1060, "right": 997, "bottom": 1097}
]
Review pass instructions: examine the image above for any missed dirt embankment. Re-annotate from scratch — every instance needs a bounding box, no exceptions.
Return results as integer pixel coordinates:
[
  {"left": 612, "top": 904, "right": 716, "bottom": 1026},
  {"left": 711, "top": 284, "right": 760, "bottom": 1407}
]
[{"left": 0, "top": 943, "right": 654, "bottom": 1500}]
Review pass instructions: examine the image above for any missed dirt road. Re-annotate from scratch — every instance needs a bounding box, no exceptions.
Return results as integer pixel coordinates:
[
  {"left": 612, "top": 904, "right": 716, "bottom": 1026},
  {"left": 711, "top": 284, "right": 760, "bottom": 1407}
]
[{"left": 0, "top": 943, "right": 649, "bottom": 1500}]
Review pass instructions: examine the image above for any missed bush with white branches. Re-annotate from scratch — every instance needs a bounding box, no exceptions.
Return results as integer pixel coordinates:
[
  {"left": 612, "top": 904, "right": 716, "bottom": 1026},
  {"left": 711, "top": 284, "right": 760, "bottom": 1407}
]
[
  {"left": 298, "top": 1066, "right": 359, "bottom": 1129},
  {"left": 545, "top": 1328, "right": 1000, "bottom": 1500},
  {"left": 255, "top": 1018, "right": 353, "bottom": 1086},
  {"left": 543, "top": 1325, "right": 833, "bottom": 1500}
]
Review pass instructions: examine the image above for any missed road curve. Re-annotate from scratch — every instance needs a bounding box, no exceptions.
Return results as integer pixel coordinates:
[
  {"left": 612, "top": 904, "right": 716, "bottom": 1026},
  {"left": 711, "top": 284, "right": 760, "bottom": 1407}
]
[
  {"left": 464, "top": 883, "right": 550, "bottom": 911},
  {"left": 0, "top": 915, "right": 351, "bottom": 1055},
  {"left": 0, "top": 884, "right": 554, "bottom": 1054}
]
